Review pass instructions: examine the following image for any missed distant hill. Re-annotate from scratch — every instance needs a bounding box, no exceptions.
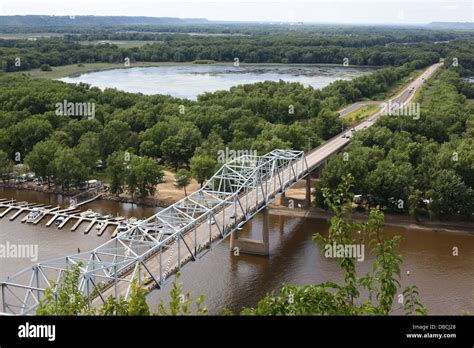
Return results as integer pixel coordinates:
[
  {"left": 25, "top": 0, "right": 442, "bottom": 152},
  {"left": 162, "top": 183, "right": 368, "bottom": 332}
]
[
  {"left": 0, "top": 15, "right": 209, "bottom": 27},
  {"left": 427, "top": 22, "right": 474, "bottom": 30}
]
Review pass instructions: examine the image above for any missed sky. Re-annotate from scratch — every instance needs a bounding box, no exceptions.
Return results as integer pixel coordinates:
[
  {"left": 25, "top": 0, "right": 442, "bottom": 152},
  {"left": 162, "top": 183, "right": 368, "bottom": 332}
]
[{"left": 0, "top": 0, "right": 472, "bottom": 25}]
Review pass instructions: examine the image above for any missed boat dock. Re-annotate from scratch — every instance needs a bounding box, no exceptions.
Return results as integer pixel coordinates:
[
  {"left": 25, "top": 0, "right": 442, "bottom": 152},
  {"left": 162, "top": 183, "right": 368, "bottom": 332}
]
[{"left": 0, "top": 198, "right": 135, "bottom": 237}]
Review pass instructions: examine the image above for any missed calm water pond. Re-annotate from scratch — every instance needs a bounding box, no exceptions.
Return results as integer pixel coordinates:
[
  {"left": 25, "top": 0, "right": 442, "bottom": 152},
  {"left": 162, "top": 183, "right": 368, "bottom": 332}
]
[{"left": 58, "top": 65, "right": 373, "bottom": 100}]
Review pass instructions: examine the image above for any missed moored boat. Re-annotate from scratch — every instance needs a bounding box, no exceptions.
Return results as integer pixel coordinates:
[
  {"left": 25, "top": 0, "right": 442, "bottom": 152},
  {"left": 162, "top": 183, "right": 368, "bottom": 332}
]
[{"left": 26, "top": 208, "right": 44, "bottom": 223}]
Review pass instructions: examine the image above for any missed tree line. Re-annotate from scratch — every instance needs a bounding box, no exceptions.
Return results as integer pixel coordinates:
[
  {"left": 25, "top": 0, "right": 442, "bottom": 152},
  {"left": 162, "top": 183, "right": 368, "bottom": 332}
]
[{"left": 0, "top": 31, "right": 448, "bottom": 72}]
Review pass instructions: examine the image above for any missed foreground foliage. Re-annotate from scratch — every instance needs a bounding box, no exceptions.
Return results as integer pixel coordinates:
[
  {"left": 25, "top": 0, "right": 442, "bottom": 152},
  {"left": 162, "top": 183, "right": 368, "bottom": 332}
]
[
  {"left": 37, "top": 271, "right": 207, "bottom": 316},
  {"left": 239, "top": 174, "right": 426, "bottom": 316}
]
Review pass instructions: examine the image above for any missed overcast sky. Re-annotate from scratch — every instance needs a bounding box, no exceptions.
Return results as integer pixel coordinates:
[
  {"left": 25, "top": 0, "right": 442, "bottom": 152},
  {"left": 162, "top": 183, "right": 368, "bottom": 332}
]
[{"left": 0, "top": 0, "right": 472, "bottom": 24}]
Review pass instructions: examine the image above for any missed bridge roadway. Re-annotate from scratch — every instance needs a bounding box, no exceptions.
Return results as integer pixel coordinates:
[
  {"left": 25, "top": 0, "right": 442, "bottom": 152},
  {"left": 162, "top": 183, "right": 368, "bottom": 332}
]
[
  {"left": 306, "top": 62, "right": 442, "bottom": 171},
  {"left": 0, "top": 62, "right": 442, "bottom": 314}
]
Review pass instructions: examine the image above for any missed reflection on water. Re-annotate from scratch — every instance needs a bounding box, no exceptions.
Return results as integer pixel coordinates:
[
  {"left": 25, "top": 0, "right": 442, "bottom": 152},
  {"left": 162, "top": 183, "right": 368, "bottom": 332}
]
[
  {"left": 1, "top": 188, "right": 473, "bottom": 315},
  {"left": 148, "top": 214, "right": 474, "bottom": 315},
  {"left": 58, "top": 65, "right": 373, "bottom": 100}
]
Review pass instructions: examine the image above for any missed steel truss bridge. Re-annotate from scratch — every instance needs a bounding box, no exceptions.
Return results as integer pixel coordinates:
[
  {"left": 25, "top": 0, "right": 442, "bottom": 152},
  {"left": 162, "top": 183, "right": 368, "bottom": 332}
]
[
  {"left": 1, "top": 149, "right": 310, "bottom": 315},
  {"left": 0, "top": 62, "right": 441, "bottom": 315}
]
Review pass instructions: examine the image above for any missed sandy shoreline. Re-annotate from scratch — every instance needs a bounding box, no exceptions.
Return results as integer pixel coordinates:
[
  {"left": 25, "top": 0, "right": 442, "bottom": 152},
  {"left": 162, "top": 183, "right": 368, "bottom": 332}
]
[{"left": 268, "top": 206, "right": 474, "bottom": 235}]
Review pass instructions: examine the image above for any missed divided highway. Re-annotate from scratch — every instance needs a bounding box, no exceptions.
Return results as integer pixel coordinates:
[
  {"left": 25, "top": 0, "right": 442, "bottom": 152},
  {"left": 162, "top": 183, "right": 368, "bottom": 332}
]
[{"left": 306, "top": 62, "right": 442, "bottom": 171}]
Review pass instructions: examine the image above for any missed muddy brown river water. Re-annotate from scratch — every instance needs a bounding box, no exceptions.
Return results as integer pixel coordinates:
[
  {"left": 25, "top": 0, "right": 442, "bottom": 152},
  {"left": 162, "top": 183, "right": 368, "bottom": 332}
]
[{"left": 0, "top": 188, "right": 473, "bottom": 315}]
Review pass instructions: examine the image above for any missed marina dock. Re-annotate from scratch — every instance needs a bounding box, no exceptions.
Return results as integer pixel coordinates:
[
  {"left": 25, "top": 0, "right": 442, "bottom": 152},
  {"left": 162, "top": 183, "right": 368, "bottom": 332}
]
[{"left": 0, "top": 198, "right": 137, "bottom": 237}]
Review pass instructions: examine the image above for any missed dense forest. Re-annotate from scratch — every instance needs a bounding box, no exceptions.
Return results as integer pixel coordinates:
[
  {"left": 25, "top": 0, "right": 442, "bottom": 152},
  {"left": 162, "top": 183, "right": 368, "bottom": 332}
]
[
  {"left": 0, "top": 57, "right": 429, "bottom": 194},
  {"left": 2, "top": 24, "right": 474, "bottom": 72},
  {"left": 0, "top": 62, "right": 423, "bottom": 189},
  {"left": 0, "top": 35, "right": 441, "bottom": 71}
]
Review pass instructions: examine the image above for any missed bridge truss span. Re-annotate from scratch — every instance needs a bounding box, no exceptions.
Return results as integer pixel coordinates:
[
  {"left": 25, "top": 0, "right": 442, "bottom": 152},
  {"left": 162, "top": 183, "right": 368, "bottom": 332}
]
[{"left": 0, "top": 149, "right": 308, "bottom": 315}]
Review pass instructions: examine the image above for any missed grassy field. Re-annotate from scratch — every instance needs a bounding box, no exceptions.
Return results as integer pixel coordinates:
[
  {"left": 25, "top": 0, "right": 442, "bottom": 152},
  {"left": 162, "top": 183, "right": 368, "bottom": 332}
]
[
  {"left": 0, "top": 32, "right": 65, "bottom": 39},
  {"left": 79, "top": 40, "right": 158, "bottom": 48},
  {"left": 12, "top": 62, "right": 196, "bottom": 79},
  {"left": 343, "top": 103, "right": 381, "bottom": 124}
]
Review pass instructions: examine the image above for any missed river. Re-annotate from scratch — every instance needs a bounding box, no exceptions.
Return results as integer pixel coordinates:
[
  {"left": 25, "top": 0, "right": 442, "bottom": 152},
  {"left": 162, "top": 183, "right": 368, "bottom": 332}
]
[
  {"left": 0, "top": 188, "right": 472, "bottom": 315},
  {"left": 58, "top": 65, "right": 373, "bottom": 100}
]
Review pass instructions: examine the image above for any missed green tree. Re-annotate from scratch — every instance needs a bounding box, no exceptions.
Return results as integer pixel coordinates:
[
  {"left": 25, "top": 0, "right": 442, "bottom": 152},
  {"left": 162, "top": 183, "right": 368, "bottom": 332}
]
[
  {"left": 160, "top": 128, "right": 202, "bottom": 170},
  {"left": 127, "top": 280, "right": 151, "bottom": 316},
  {"left": 193, "top": 131, "right": 225, "bottom": 158},
  {"left": 157, "top": 273, "right": 207, "bottom": 316},
  {"left": 9, "top": 118, "right": 53, "bottom": 155},
  {"left": 36, "top": 263, "right": 95, "bottom": 316},
  {"left": 0, "top": 150, "right": 14, "bottom": 182},
  {"left": 37, "top": 268, "right": 207, "bottom": 316},
  {"left": 99, "top": 120, "right": 131, "bottom": 161},
  {"left": 25, "top": 140, "right": 62, "bottom": 183},
  {"left": 50, "top": 147, "right": 88, "bottom": 190},
  {"left": 40, "top": 64, "right": 52, "bottom": 71},
  {"left": 74, "top": 132, "right": 100, "bottom": 173},
  {"left": 174, "top": 168, "right": 191, "bottom": 196},
  {"left": 190, "top": 155, "right": 217, "bottom": 187},
  {"left": 426, "top": 169, "right": 473, "bottom": 218},
  {"left": 127, "top": 155, "right": 164, "bottom": 199},
  {"left": 105, "top": 151, "right": 128, "bottom": 195}
]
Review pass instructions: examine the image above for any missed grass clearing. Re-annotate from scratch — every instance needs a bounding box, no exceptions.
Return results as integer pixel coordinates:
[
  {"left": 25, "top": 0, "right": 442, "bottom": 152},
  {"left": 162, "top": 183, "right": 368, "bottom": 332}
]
[
  {"left": 79, "top": 40, "right": 158, "bottom": 48},
  {"left": 12, "top": 62, "right": 198, "bottom": 79},
  {"left": 0, "top": 32, "right": 65, "bottom": 39},
  {"left": 343, "top": 103, "right": 381, "bottom": 124}
]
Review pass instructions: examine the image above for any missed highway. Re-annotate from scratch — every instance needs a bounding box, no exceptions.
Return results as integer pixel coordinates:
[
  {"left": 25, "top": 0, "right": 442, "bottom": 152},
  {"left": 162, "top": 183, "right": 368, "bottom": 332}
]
[{"left": 306, "top": 62, "right": 442, "bottom": 171}]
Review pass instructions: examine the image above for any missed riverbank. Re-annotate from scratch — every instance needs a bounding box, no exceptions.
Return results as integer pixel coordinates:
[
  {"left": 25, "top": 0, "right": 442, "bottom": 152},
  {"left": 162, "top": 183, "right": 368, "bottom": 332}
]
[
  {"left": 268, "top": 206, "right": 473, "bottom": 235},
  {"left": 0, "top": 182, "right": 177, "bottom": 208},
  {"left": 0, "top": 170, "right": 200, "bottom": 208},
  {"left": 3, "top": 179, "right": 472, "bottom": 234}
]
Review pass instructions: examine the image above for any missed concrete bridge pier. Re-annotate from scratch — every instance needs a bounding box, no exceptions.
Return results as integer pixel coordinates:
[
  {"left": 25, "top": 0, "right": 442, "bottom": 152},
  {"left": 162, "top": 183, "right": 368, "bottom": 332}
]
[
  {"left": 230, "top": 208, "right": 269, "bottom": 256},
  {"left": 305, "top": 174, "right": 312, "bottom": 208}
]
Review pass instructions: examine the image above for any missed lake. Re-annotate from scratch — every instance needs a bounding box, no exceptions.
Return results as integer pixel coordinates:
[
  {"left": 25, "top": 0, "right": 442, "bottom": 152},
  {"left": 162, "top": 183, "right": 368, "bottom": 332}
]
[{"left": 58, "top": 65, "right": 374, "bottom": 100}]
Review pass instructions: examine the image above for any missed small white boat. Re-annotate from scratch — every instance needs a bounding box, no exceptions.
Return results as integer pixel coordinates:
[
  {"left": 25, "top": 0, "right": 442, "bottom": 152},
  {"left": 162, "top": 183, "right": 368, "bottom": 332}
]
[
  {"left": 26, "top": 208, "right": 44, "bottom": 223},
  {"left": 117, "top": 224, "right": 129, "bottom": 232},
  {"left": 80, "top": 209, "right": 100, "bottom": 218},
  {"left": 96, "top": 222, "right": 104, "bottom": 230},
  {"left": 54, "top": 216, "right": 65, "bottom": 225},
  {"left": 99, "top": 214, "right": 113, "bottom": 220},
  {"left": 80, "top": 209, "right": 94, "bottom": 218}
]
